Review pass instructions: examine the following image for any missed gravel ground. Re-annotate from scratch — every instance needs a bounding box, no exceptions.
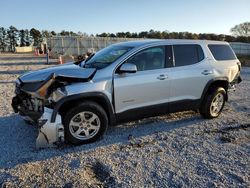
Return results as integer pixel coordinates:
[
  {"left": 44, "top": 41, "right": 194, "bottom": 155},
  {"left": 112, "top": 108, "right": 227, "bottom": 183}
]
[{"left": 0, "top": 54, "right": 249, "bottom": 187}]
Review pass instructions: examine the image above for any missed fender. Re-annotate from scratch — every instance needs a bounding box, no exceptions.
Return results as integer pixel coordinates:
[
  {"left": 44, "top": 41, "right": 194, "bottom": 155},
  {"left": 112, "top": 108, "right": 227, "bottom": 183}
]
[
  {"left": 200, "top": 77, "right": 229, "bottom": 102},
  {"left": 50, "top": 92, "right": 116, "bottom": 125}
]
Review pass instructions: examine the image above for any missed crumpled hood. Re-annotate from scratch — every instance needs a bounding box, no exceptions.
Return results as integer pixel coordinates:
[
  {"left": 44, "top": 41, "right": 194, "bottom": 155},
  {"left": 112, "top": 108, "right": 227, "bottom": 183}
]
[{"left": 19, "top": 63, "right": 96, "bottom": 83}]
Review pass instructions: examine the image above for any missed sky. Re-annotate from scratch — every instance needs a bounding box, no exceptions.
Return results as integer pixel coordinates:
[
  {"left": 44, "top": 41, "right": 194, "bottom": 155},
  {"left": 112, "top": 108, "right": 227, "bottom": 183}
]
[{"left": 0, "top": 0, "right": 250, "bottom": 35}]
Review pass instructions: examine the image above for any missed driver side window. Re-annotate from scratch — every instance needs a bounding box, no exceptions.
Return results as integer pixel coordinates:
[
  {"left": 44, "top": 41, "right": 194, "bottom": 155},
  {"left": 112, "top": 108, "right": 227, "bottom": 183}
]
[{"left": 126, "top": 46, "right": 166, "bottom": 71}]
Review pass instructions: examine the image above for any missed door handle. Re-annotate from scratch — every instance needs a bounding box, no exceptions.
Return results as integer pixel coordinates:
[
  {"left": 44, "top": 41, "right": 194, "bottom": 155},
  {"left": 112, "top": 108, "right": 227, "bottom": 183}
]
[
  {"left": 202, "top": 70, "right": 213, "bottom": 75},
  {"left": 157, "top": 74, "right": 168, "bottom": 80}
]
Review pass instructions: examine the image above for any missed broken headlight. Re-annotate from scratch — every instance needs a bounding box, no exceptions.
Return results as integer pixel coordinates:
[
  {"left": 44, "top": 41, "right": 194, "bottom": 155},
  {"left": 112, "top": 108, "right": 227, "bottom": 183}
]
[{"left": 49, "top": 88, "right": 67, "bottom": 102}]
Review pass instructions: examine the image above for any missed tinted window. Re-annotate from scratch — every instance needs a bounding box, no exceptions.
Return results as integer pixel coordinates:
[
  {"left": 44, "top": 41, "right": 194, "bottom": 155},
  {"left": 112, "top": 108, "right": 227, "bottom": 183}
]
[
  {"left": 208, "top": 44, "right": 236, "bottom": 61},
  {"left": 126, "top": 46, "right": 166, "bottom": 71},
  {"left": 173, "top": 44, "right": 204, "bottom": 67}
]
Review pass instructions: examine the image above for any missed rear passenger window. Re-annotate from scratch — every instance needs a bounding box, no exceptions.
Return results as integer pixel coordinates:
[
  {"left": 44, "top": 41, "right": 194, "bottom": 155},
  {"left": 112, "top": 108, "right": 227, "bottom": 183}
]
[
  {"left": 208, "top": 44, "right": 236, "bottom": 61},
  {"left": 173, "top": 44, "right": 204, "bottom": 67}
]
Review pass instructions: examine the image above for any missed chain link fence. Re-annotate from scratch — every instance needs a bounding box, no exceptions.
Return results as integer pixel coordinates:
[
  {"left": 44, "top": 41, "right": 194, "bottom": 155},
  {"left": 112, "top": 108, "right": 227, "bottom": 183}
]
[
  {"left": 47, "top": 36, "right": 250, "bottom": 56},
  {"left": 47, "top": 36, "right": 141, "bottom": 56},
  {"left": 230, "top": 42, "right": 250, "bottom": 55}
]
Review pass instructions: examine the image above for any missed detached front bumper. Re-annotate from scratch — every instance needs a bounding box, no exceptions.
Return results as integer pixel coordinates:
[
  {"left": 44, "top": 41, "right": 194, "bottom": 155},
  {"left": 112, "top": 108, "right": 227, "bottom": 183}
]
[{"left": 36, "top": 107, "right": 64, "bottom": 148}]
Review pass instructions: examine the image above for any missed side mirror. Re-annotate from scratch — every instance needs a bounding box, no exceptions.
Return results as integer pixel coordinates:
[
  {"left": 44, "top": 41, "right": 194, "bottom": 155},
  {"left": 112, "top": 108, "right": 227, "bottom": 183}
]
[{"left": 119, "top": 63, "right": 137, "bottom": 74}]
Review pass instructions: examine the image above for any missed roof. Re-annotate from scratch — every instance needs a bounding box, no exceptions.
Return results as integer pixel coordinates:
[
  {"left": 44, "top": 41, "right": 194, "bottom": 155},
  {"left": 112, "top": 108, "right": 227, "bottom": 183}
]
[{"left": 114, "top": 39, "right": 229, "bottom": 48}]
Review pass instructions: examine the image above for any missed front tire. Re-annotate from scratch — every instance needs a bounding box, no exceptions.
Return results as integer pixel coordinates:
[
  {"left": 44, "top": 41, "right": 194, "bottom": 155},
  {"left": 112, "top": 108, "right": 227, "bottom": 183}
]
[
  {"left": 200, "top": 87, "right": 226, "bottom": 119},
  {"left": 63, "top": 102, "right": 108, "bottom": 145}
]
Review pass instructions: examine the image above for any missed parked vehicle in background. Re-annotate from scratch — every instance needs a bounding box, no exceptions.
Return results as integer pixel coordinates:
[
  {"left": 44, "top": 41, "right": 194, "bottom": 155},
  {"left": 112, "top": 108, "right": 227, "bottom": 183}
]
[{"left": 12, "top": 39, "right": 242, "bottom": 147}]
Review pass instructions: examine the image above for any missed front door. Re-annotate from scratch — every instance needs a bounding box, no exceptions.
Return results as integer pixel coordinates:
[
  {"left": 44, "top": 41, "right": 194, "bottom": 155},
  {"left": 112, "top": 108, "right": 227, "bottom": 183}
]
[{"left": 114, "top": 46, "right": 173, "bottom": 118}]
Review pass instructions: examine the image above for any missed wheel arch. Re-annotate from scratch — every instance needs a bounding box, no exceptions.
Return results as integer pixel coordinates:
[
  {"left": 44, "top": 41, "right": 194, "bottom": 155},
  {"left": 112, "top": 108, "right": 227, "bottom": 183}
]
[
  {"left": 51, "top": 92, "right": 116, "bottom": 126},
  {"left": 201, "top": 77, "right": 229, "bottom": 103}
]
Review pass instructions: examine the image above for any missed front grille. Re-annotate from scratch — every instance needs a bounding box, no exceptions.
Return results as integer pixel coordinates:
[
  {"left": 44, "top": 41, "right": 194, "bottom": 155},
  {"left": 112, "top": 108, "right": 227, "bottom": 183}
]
[{"left": 22, "top": 97, "right": 44, "bottom": 112}]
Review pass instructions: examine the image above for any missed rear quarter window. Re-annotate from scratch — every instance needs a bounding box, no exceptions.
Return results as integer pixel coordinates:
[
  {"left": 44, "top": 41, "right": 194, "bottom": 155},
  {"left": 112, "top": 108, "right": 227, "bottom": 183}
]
[{"left": 208, "top": 44, "right": 236, "bottom": 61}]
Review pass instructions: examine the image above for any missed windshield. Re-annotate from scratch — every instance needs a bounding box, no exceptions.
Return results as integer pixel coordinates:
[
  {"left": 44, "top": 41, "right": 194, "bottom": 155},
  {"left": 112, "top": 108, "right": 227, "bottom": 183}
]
[{"left": 84, "top": 45, "right": 133, "bottom": 69}]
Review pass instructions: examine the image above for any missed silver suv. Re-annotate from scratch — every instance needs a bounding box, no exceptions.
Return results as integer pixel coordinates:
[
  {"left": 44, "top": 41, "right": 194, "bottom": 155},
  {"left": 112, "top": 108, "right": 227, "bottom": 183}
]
[{"left": 12, "top": 39, "right": 242, "bottom": 147}]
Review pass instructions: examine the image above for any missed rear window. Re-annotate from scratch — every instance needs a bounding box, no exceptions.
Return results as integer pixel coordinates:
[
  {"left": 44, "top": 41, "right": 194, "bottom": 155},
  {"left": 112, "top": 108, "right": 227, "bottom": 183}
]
[
  {"left": 173, "top": 44, "right": 204, "bottom": 67},
  {"left": 208, "top": 44, "right": 236, "bottom": 61}
]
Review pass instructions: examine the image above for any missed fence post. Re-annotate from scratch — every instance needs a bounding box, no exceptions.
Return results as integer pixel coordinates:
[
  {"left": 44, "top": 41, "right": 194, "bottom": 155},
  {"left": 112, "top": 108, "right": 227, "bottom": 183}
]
[
  {"left": 77, "top": 37, "right": 80, "bottom": 55},
  {"left": 46, "top": 48, "right": 49, "bottom": 65},
  {"left": 61, "top": 37, "right": 64, "bottom": 54}
]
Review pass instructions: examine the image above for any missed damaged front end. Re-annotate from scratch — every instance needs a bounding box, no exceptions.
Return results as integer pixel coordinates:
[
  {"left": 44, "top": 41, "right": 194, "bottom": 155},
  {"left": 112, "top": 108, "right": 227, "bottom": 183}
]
[
  {"left": 12, "top": 64, "right": 96, "bottom": 148},
  {"left": 12, "top": 78, "right": 45, "bottom": 123}
]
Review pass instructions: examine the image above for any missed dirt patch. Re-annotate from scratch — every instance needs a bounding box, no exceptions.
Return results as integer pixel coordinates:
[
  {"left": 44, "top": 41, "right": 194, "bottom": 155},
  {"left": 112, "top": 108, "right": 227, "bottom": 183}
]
[{"left": 205, "top": 123, "right": 250, "bottom": 144}]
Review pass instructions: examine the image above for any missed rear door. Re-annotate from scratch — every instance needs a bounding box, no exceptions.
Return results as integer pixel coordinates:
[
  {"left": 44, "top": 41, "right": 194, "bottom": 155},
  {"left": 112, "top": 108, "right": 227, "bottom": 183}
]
[
  {"left": 168, "top": 44, "right": 214, "bottom": 107},
  {"left": 114, "top": 45, "right": 173, "bottom": 115}
]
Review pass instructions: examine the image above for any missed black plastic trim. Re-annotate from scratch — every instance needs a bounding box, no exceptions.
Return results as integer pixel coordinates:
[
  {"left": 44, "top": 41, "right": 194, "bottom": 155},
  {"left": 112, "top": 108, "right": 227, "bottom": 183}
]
[
  {"left": 51, "top": 92, "right": 115, "bottom": 125},
  {"left": 200, "top": 77, "right": 229, "bottom": 102},
  {"left": 116, "top": 99, "right": 200, "bottom": 124}
]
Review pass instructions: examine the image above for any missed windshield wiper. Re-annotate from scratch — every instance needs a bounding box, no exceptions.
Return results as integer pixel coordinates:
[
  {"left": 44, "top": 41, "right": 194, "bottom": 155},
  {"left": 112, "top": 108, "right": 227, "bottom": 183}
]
[{"left": 84, "top": 61, "right": 111, "bottom": 69}]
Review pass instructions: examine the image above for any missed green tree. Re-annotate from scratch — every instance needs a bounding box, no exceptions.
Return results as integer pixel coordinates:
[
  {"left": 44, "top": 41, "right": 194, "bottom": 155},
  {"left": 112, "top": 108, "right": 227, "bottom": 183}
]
[
  {"left": 42, "top": 30, "right": 51, "bottom": 38},
  {"left": 77, "top": 32, "right": 88, "bottom": 37},
  {"left": 161, "top": 31, "right": 169, "bottom": 39},
  {"left": 131, "top": 32, "right": 138, "bottom": 38},
  {"left": 19, "top": 29, "right": 26, "bottom": 47},
  {"left": 0, "top": 27, "right": 8, "bottom": 51},
  {"left": 230, "top": 22, "right": 250, "bottom": 37},
  {"left": 116, "top": 32, "right": 126, "bottom": 38},
  {"left": 169, "top": 32, "right": 178, "bottom": 39},
  {"left": 24, "top": 29, "right": 32, "bottom": 46},
  {"left": 224, "top": 35, "right": 235, "bottom": 42},
  {"left": 7, "top": 26, "right": 18, "bottom": 52},
  {"left": 109, "top": 33, "right": 116, "bottom": 37},
  {"left": 97, "top": 32, "right": 108, "bottom": 37},
  {"left": 30, "top": 28, "right": 42, "bottom": 46},
  {"left": 138, "top": 31, "right": 148, "bottom": 38},
  {"left": 51, "top": 31, "right": 57, "bottom": 36},
  {"left": 235, "top": 36, "right": 250, "bottom": 43},
  {"left": 125, "top": 32, "right": 132, "bottom": 38},
  {"left": 69, "top": 31, "right": 78, "bottom": 36},
  {"left": 60, "top": 30, "right": 70, "bottom": 36}
]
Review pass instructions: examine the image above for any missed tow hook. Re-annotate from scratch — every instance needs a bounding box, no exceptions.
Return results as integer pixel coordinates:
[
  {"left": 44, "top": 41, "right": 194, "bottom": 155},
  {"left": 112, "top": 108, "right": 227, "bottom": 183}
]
[{"left": 36, "top": 108, "right": 64, "bottom": 148}]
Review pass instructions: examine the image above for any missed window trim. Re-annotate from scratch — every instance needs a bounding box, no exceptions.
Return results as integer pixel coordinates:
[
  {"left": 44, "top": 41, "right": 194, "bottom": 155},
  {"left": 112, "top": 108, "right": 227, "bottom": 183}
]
[
  {"left": 165, "top": 45, "right": 174, "bottom": 68},
  {"left": 172, "top": 45, "right": 175, "bottom": 67},
  {"left": 115, "top": 45, "right": 174, "bottom": 73}
]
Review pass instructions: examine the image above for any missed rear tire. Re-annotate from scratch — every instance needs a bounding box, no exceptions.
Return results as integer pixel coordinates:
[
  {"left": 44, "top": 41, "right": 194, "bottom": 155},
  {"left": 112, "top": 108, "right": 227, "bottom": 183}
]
[
  {"left": 200, "top": 87, "right": 226, "bottom": 119},
  {"left": 63, "top": 102, "right": 108, "bottom": 145}
]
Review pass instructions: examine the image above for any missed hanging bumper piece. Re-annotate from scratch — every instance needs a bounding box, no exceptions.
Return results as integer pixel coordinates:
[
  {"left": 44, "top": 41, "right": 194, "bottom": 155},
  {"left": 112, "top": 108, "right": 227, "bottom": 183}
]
[{"left": 36, "top": 108, "right": 64, "bottom": 149}]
